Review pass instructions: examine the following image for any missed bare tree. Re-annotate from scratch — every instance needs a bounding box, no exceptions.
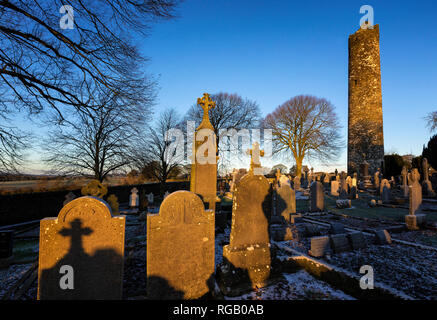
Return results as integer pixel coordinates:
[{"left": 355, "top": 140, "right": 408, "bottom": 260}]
[
  {"left": 134, "top": 108, "right": 184, "bottom": 195},
  {"left": 425, "top": 111, "right": 437, "bottom": 132},
  {"left": 185, "top": 92, "right": 261, "bottom": 172},
  {"left": 263, "top": 95, "right": 342, "bottom": 178},
  {"left": 42, "top": 75, "right": 154, "bottom": 181},
  {"left": 0, "top": 0, "right": 180, "bottom": 120},
  {"left": 0, "top": 109, "right": 28, "bottom": 173}
]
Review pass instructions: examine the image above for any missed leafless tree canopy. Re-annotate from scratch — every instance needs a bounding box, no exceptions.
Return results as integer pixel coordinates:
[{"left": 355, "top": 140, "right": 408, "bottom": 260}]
[
  {"left": 263, "top": 95, "right": 342, "bottom": 177},
  {"left": 42, "top": 77, "right": 154, "bottom": 181},
  {"left": 185, "top": 92, "right": 261, "bottom": 172},
  {"left": 134, "top": 108, "right": 183, "bottom": 194},
  {"left": 0, "top": 0, "right": 179, "bottom": 117},
  {"left": 0, "top": 0, "right": 180, "bottom": 173},
  {"left": 425, "top": 111, "right": 437, "bottom": 132}
]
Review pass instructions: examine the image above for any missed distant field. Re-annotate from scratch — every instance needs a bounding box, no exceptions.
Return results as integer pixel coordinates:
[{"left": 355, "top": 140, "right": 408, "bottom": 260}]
[
  {"left": 0, "top": 177, "right": 129, "bottom": 193},
  {"left": 0, "top": 177, "right": 185, "bottom": 194}
]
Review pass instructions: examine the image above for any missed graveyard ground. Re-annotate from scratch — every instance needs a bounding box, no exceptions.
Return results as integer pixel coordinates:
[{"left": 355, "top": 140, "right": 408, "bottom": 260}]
[{"left": 1, "top": 189, "right": 437, "bottom": 300}]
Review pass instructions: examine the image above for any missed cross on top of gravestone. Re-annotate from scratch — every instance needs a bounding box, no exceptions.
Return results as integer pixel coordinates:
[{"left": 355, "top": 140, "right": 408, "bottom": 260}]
[
  {"left": 246, "top": 142, "right": 264, "bottom": 175},
  {"left": 81, "top": 180, "right": 108, "bottom": 198},
  {"left": 197, "top": 93, "right": 216, "bottom": 128}
]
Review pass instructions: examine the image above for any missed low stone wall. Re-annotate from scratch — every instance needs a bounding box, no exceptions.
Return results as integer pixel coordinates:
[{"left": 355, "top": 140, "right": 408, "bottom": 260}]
[{"left": 0, "top": 181, "right": 189, "bottom": 226}]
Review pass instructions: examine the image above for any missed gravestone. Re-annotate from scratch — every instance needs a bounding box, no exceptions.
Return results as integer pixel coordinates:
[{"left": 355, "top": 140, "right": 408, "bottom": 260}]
[
  {"left": 329, "top": 222, "right": 346, "bottom": 234},
  {"left": 129, "top": 187, "right": 139, "bottom": 208},
  {"left": 309, "top": 236, "right": 331, "bottom": 257},
  {"left": 147, "top": 192, "right": 154, "bottom": 204},
  {"left": 147, "top": 191, "right": 214, "bottom": 299},
  {"left": 279, "top": 174, "right": 291, "bottom": 188},
  {"left": 309, "top": 181, "right": 324, "bottom": 212},
  {"left": 381, "top": 185, "right": 390, "bottom": 204},
  {"left": 346, "top": 176, "right": 352, "bottom": 191},
  {"left": 401, "top": 166, "right": 409, "bottom": 197},
  {"left": 374, "top": 169, "right": 381, "bottom": 190},
  {"left": 374, "top": 230, "right": 392, "bottom": 245},
  {"left": 323, "top": 173, "right": 331, "bottom": 188},
  {"left": 350, "top": 186, "right": 358, "bottom": 199},
  {"left": 222, "top": 173, "right": 272, "bottom": 291},
  {"left": 38, "top": 196, "right": 125, "bottom": 300},
  {"left": 274, "top": 183, "right": 296, "bottom": 223},
  {"left": 107, "top": 194, "right": 119, "bottom": 215},
  {"left": 302, "top": 167, "right": 309, "bottom": 189},
  {"left": 139, "top": 189, "right": 148, "bottom": 210},
  {"left": 422, "top": 158, "right": 435, "bottom": 197},
  {"left": 379, "top": 179, "right": 390, "bottom": 195},
  {"left": 81, "top": 180, "right": 108, "bottom": 198},
  {"left": 348, "top": 232, "right": 366, "bottom": 250},
  {"left": 330, "top": 180, "right": 339, "bottom": 196},
  {"left": 63, "top": 192, "right": 76, "bottom": 206},
  {"left": 190, "top": 93, "right": 219, "bottom": 211},
  {"left": 336, "top": 199, "right": 351, "bottom": 208},
  {"left": 406, "top": 169, "right": 426, "bottom": 230},
  {"left": 339, "top": 172, "right": 348, "bottom": 199},
  {"left": 330, "top": 234, "right": 351, "bottom": 253},
  {"left": 293, "top": 176, "right": 301, "bottom": 191}
]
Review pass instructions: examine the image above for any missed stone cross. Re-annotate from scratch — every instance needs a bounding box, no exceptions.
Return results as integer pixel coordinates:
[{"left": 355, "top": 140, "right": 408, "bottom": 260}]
[
  {"left": 401, "top": 166, "right": 408, "bottom": 197},
  {"left": 246, "top": 142, "right": 264, "bottom": 175},
  {"left": 197, "top": 93, "right": 216, "bottom": 124},
  {"left": 129, "top": 187, "right": 139, "bottom": 208}
]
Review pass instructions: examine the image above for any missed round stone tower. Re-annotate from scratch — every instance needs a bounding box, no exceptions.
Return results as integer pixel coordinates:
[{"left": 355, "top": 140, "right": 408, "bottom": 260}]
[{"left": 347, "top": 24, "right": 384, "bottom": 176}]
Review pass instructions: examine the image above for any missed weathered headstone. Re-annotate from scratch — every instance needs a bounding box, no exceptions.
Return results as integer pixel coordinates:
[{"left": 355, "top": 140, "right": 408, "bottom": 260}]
[
  {"left": 309, "top": 181, "right": 324, "bottom": 212},
  {"left": 330, "top": 234, "right": 351, "bottom": 253},
  {"left": 309, "top": 236, "right": 331, "bottom": 257},
  {"left": 330, "top": 180, "right": 339, "bottom": 196},
  {"left": 379, "top": 179, "right": 390, "bottom": 195},
  {"left": 405, "top": 169, "right": 426, "bottom": 230},
  {"left": 348, "top": 232, "right": 366, "bottom": 250},
  {"left": 190, "top": 93, "right": 219, "bottom": 211},
  {"left": 147, "top": 191, "right": 214, "bottom": 299},
  {"left": 336, "top": 199, "right": 351, "bottom": 209},
  {"left": 374, "top": 230, "right": 392, "bottom": 245},
  {"left": 38, "top": 196, "right": 125, "bottom": 300},
  {"left": 381, "top": 185, "right": 390, "bottom": 204},
  {"left": 222, "top": 173, "right": 272, "bottom": 291},
  {"left": 374, "top": 169, "right": 381, "bottom": 190},
  {"left": 329, "top": 222, "right": 346, "bottom": 234},
  {"left": 422, "top": 158, "right": 435, "bottom": 197},
  {"left": 107, "top": 194, "right": 119, "bottom": 215},
  {"left": 147, "top": 192, "right": 154, "bottom": 204},
  {"left": 401, "top": 166, "right": 409, "bottom": 197},
  {"left": 293, "top": 176, "right": 301, "bottom": 191},
  {"left": 63, "top": 192, "right": 76, "bottom": 206},
  {"left": 129, "top": 187, "right": 139, "bottom": 208},
  {"left": 274, "top": 183, "right": 296, "bottom": 223}
]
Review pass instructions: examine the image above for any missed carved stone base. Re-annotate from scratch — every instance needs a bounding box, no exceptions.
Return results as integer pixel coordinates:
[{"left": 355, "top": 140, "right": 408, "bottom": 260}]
[
  {"left": 405, "top": 214, "right": 426, "bottom": 230},
  {"left": 222, "top": 243, "right": 271, "bottom": 289}
]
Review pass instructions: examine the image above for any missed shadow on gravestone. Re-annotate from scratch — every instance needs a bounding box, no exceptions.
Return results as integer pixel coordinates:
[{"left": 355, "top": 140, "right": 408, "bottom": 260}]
[
  {"left": 146, "top": 191, "right": 215, "bottom": 300},
  {"left": 38, "top": 197, "right": 125, "bottom": 300},
  {"left": 38, "top": 219, "right": 123, "bottom": 300},
  {"left": 217, "top": 174, "right": 278, "bottom": 296}
]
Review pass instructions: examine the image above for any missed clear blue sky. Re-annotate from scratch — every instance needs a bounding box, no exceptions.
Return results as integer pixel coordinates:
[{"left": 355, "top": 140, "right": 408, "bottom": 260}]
[{"left": 24, "top": 0, "right": 437, "bottom": 173}]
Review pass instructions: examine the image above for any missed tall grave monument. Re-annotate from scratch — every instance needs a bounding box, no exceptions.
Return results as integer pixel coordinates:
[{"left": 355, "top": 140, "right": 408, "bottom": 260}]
[{"left": 190, "top": 93, "right": 219, "bottom": 211}]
